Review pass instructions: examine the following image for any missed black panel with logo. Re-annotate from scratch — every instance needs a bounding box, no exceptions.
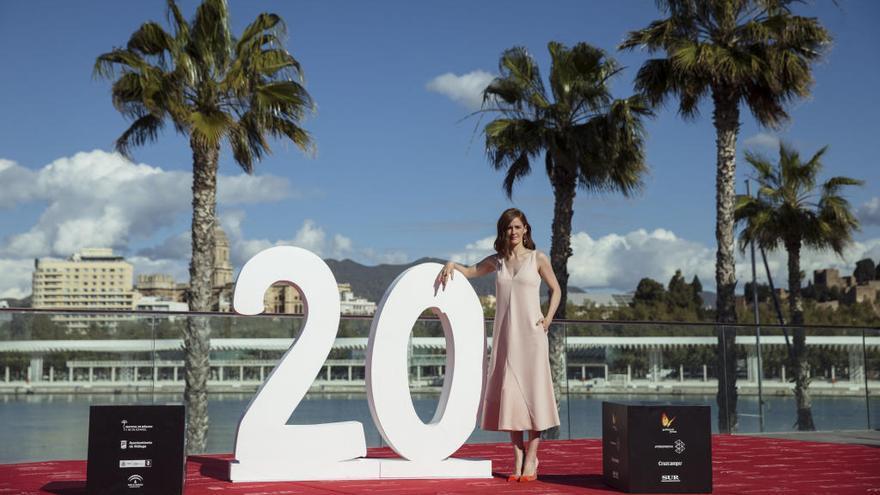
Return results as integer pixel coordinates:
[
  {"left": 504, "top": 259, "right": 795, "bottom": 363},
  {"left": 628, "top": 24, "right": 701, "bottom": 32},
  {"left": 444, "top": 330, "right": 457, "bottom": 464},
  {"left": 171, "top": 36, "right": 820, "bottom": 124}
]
[
  {"left": 86, "top": 405, "right": 185, "bottom": 495},
  {"left": 603, "top": 401, "right": 712, "bottom": 493}
]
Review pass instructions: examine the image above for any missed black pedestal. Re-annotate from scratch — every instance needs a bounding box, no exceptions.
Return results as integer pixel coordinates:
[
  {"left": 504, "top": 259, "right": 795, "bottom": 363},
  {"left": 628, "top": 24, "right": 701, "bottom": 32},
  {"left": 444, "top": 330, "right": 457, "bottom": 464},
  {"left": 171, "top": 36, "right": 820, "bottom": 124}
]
[
  {"left": 602, "top": 401, "right": 712, "bottom": 493},
  {"left": 86, "top": 405, "right": 185, "bottom": 495}
]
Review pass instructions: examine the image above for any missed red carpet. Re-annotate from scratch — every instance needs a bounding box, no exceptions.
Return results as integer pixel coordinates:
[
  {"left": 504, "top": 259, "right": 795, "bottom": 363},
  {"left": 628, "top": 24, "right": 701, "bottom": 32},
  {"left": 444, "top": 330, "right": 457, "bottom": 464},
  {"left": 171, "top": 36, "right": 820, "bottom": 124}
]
[{"left": 3, "top": 436, "right": 879, "bottom": 494}]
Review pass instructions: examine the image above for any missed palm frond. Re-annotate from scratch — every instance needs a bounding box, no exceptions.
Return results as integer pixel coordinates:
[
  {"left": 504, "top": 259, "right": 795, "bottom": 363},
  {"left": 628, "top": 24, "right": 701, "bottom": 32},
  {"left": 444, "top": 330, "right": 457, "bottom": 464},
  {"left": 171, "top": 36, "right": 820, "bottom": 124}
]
[
  {"left": 822, "top": 176, "right": 864, "bottom": 197},
  {"left": 116, "top": 114, "right": 164, "bottom": 158},
  {"left": 166, "top": 0, "right": 190, "bottom": 42},
  {"left": 191, "top": 0, "right": 232, "bottom": 73},
  {"left": 496, "top": 46, "right": 549, "bottom": 110},
  {"left": 548, "top": 41, "right": 615, "bottom": 112},
  {"left": 744, "top": 149, "right": 777, "bottom": 186},
  {"left": 127, "top": 22, "right": 175, "bottom": 59},
  {"left": 484, "top": 118, "right": 545, "bottom": 171},
  {"left": 254, "top": 81, "right": 313, "bottom": 118},
  {"left": 93, "top": 49, "right": 151, "bottom": 79},
  {"left": 264, "top": 116, "right": 314, "bottom": 156},
  {"left": 237, "top": 13, "right": 284, "bottom": 51},
  {"left": 502, "top": 154, "right": 532, "bottom": 199},
  {"left": 189, "top": 108, "right": 234, "bottom": 148}
]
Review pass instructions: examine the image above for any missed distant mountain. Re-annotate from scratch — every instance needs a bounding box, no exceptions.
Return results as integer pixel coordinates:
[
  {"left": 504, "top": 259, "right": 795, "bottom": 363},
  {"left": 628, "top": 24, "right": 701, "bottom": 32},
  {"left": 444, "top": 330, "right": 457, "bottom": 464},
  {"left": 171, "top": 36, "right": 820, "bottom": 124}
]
[
  {"left": 325, "top": 257, "right": 494, "bottom": 303},
  {"left": 325, "top": 257, "right": 582, "bottom": 304}
]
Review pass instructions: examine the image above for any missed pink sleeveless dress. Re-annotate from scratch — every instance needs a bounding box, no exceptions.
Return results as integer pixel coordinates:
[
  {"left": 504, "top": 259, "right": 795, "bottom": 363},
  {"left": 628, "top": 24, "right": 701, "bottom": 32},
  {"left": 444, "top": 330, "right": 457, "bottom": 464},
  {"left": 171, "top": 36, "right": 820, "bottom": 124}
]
[{"left": 480, "top": 250, "right": 560, "bottom": 432}]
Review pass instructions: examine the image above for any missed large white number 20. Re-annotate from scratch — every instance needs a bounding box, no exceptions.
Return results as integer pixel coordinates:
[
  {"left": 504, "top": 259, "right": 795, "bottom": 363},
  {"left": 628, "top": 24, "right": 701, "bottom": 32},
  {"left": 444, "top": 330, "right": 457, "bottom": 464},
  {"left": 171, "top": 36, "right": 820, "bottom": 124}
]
[{"left": 228, "top": 246, "right": 491, "bottom": 481}]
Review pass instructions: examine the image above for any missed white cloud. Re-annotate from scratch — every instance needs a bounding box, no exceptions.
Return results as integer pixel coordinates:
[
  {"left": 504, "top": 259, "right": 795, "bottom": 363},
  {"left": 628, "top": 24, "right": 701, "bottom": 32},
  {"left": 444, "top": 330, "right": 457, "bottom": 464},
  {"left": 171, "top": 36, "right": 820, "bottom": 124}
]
[
  {"left": 219, "top": 213, "right": 366, "bottom": 268},
  {"left": 0, "top": 159, "right": 37, "bottom": 208},
  {"left": 0, "top": 150, "right": 294, "bottom": 298},
  {"left": 567, "top": 229, "right": 715, "bottom": 290},
  {"left": 426, "top": 70, "right": 495, "bottom": 110},
  {"left": 0, "top": 258, "right": 34, "bottom": 299},
  {"left": 137, "top": 231, "right": 191, "bottom": 261},
  {"left": 219, "top": 211, "right": 412, "bottom": 270},
  {"left": 743, "top": 132, "right": 780, "bottom": 153},
  {"left": 449, "top": 235, "right": 495, "bottom": 265},
  {"left": 372, "top": 250, "right": 409, "bottom": 265},
  {"left": 858, "top": 197, "right": 880, "bottom": 226},
  {"left": 0, "top": 151, "right": 410, "bottom": 298},
  {"left": 218, "top": 174, "right": 291, "bottom": 204},
  {"left": 0, "top": 150, "right": 291, "bottom": 258}
]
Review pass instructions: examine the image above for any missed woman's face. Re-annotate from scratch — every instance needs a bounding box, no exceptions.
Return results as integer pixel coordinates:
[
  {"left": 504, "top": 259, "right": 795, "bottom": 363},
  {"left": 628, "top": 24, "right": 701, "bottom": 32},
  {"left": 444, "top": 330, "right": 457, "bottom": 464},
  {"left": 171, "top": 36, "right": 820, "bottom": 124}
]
[{"left": 506, "top": 217, "right": 527, "bottom": 248}]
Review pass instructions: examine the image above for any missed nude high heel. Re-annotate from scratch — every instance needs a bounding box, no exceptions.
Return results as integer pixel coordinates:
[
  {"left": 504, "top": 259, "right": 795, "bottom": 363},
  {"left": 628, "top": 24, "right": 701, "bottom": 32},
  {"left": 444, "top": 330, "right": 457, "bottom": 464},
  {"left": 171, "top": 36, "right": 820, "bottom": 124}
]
[
  {"left": 519, "top": 460, "right": 538, "bottom": 482},
  {"left": 508, "top": 458, "right": 522, "bottom": 481}
]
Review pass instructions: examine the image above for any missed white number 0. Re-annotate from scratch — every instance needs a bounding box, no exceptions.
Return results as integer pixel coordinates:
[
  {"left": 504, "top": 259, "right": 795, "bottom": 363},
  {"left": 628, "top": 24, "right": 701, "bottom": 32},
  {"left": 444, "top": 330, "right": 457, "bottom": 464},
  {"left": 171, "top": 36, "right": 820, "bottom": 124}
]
[{"left": 228, "top": 246, "right": 491, "bottom": 481}]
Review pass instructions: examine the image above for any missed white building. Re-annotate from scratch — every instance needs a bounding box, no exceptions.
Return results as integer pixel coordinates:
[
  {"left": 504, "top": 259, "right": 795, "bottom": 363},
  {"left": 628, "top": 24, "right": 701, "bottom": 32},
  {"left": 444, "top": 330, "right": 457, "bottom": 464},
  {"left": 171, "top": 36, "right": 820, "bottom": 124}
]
[
  {"left": 32, "top": 248, "right": 135, "bottom": 331},
  {"left": 135, "top": 296, "right": 189, "bottom": 317},
  {"left": 134, "top": 296, "right": 188, "bottom": 322},
  {"left": 339, "top": 284, "right": 376, "bottom": 315}
]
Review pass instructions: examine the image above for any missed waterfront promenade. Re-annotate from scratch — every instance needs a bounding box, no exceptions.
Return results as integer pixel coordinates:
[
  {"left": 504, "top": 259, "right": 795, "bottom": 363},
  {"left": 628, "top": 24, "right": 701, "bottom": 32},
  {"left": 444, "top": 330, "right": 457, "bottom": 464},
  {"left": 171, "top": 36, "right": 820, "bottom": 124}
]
[
  {"left": 3, "top": 335, "right": 877, "bottom": 396},
  {"left": 3, "top": 434, "right": 879, "bottom": 494}
]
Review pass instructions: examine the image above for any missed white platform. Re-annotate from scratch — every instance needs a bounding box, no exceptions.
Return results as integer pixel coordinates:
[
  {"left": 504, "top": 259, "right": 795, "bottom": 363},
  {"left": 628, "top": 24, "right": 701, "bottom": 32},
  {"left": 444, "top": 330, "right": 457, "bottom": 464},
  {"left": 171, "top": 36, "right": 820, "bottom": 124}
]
[
  {"left": 377, "top": 458, "right": 492, "bottom": 479},
  {"left": 228, "top": 457, "right": 492, "bottom": 482}
]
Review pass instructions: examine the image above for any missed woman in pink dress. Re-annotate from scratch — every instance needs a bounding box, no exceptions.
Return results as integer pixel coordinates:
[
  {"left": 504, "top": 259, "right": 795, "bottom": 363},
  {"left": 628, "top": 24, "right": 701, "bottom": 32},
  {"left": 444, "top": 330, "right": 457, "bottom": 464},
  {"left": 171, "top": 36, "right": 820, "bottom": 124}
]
[{"left": 437, "top": 208, "right": 561, "bottom": 482}]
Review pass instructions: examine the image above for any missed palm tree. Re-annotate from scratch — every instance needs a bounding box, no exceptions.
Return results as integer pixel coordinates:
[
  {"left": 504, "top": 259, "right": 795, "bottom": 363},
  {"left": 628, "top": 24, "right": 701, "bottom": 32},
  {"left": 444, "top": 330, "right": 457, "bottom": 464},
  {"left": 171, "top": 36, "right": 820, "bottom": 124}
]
[
  {"left": 481, "top": 42, "right": 650, "bottom": 436},
  {"left": 95, "top": 0, "right": 314, "bottom": 453},
  {"left": 620, "top": 0, "right": 830, "bottom": 432},
  {"left": 736, "top": 142, "right": 861, "bottom": 430}
]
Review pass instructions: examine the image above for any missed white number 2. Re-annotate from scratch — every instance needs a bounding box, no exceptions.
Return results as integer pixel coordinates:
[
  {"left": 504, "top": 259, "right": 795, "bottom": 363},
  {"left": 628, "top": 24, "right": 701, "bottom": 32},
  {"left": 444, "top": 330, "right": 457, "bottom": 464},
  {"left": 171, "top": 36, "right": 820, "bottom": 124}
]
[
  {"left": 228, "top": 246, "right": 491, "bottom": 481},
  {"left": 229, "top": 246, "right": 373, "bottom": 480}
]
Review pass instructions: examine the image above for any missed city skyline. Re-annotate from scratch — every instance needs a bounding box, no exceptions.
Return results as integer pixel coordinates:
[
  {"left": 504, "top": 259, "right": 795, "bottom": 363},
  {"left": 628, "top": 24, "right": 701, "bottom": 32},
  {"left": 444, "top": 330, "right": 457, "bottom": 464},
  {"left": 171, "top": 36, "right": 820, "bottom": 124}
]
[{"left": 1, "top": 1, "right": 878, "bottom": 299}]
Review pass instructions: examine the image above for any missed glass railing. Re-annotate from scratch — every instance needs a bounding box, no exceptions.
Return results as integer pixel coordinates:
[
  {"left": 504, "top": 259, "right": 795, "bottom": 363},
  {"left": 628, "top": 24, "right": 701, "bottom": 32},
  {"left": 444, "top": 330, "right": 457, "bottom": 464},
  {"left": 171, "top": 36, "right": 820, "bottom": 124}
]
[{"left": 0, "top": 308, "right": 877, "bottom": 463}]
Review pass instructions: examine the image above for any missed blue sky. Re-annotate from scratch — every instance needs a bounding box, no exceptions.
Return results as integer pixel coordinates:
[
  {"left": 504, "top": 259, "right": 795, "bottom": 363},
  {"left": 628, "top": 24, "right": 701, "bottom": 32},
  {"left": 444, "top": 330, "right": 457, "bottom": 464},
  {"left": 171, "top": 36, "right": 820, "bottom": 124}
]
[{"left": 0, "top": 0, "right": 878, "bottom": 299}]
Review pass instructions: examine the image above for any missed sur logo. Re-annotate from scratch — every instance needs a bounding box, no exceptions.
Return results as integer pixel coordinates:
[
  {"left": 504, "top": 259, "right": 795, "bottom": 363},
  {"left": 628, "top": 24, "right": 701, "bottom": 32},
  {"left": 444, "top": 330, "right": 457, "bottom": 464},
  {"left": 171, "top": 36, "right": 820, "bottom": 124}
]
[{"left": 661, "top": 412, "right": 676, "bottom": 428}]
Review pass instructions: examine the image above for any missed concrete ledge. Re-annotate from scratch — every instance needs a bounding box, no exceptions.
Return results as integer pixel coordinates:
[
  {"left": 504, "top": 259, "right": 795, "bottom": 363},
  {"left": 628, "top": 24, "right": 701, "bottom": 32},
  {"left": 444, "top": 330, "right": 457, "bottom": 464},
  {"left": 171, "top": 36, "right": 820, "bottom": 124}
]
[{"left": 746, "top": 429, "right": 880, "bottom": 447}]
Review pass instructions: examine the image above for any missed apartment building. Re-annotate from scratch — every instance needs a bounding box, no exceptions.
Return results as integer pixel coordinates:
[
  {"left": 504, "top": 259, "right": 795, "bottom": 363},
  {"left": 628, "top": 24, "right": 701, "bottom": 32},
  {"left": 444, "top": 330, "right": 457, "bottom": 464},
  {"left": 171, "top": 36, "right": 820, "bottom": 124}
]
[{"left": 32, "top": 248, "right": 135, "bottom": 330}]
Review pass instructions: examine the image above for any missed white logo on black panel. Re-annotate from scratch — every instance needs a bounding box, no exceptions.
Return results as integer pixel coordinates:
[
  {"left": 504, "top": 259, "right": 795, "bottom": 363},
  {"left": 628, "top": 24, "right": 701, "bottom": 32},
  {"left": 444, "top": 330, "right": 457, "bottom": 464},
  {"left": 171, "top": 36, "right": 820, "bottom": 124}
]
[
  {"left": 127, "top": 474, "right": 144, "bottom": 488},
  {"left": 120, "top": 419, "right": 153, "bottom": 432},
  {"left": 674, "top": 439, "right": 686, "bottom": 454}
]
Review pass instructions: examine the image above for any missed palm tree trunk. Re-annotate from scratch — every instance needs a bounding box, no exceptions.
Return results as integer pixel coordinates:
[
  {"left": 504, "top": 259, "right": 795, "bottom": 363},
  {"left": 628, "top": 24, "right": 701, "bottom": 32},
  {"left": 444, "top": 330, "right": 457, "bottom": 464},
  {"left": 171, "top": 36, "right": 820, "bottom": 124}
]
[
  {"left": 184, "top": 136, "right": 219, "bottom": 454},
  {"left": 712, "top": 87, "right": 739, "bottom": 433},
  {"left": 786, "top": 240, "right": 815, "bottom": 431},
  {"left": 545, "top": 162, "right": 576, "bottom": 439}
]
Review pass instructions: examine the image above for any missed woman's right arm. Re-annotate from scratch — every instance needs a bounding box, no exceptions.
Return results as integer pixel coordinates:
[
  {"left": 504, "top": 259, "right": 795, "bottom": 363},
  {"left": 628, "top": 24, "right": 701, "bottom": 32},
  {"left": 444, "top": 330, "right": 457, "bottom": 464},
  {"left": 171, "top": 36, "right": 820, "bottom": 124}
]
[{"left": 437, "top": 255, "right": 497, "bottom": 287}]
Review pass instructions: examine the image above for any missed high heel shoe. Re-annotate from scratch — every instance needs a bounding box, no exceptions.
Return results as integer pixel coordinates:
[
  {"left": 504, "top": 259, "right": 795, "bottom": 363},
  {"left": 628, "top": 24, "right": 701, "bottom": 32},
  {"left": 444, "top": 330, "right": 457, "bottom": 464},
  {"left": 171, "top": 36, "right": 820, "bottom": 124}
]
[
  {"left": 519, "top": 460, "right": 538, "bottom": 482},
  {"left": 507, "top": 474, "right": 520, "bottom": 482}
]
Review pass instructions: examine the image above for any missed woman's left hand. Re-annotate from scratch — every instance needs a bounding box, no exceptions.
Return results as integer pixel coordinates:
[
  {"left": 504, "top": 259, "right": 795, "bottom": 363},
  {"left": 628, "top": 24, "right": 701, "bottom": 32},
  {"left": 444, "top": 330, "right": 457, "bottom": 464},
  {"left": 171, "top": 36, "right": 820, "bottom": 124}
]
[{"left": 537, "top": 316, "right": 550, "bottom": 333}]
